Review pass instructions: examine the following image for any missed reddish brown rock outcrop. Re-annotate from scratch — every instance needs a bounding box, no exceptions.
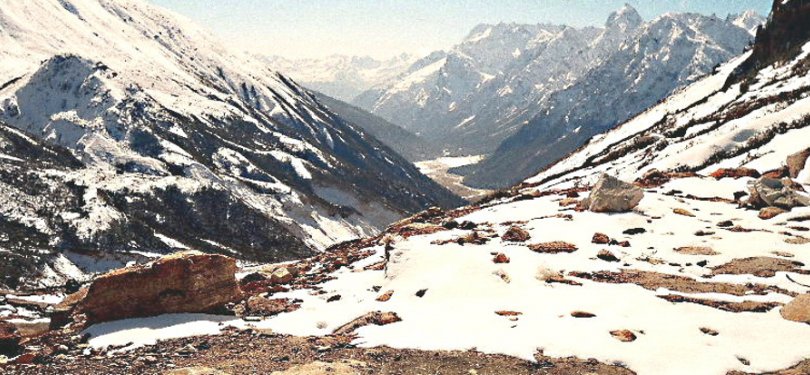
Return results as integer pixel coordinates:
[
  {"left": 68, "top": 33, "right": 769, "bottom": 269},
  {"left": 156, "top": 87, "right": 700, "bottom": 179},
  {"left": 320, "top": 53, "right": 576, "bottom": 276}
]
[
  {"left": 709, "top": 168, "right": 760, "bottom": 179},
  {"left": 53, "top": 251, "right": 242, "bottom": 327}
]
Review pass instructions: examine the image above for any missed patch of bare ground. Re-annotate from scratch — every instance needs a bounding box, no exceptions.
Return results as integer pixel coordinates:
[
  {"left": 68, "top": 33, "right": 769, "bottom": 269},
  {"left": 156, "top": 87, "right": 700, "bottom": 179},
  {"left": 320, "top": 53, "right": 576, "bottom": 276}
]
[
  {"left": 727, "top": 359, "right": 810, "bottom": 375},
  {"left": 5, "top": 330, "right": 636, "bottom": 375},
  {"left": 710, "top": 257, "right": 807, "bottom": 278},
  {"left": 569, "top": 270, "right": 796, "bottom": 297},
  {"left": 657, "top": 294, "right": 781, "bottom": 313}
]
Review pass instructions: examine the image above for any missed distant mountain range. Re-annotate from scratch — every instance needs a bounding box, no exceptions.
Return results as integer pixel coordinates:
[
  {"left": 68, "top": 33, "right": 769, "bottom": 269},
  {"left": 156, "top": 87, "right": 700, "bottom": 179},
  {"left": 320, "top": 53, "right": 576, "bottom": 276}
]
[
  {"left": 350, "top": 5, "right": 764, "bottom": 188},
  {"left": 262, "top": 54, "right": 416, "bottom": 102},
  {"left": 0, "top": 0, "right": 461, "bottom": 289}
]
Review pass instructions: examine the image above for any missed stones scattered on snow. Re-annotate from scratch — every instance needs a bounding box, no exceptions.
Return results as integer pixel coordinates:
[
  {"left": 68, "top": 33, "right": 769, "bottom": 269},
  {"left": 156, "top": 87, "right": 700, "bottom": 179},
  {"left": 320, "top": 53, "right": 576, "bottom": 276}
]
[
  {"left": 331, "top": 311, "right": 402, "bottom": 336},
  {"left": 583, "top": 174, "right": 644, "bottom": 213},
  {"left": 415, "top": 289, "right": 428, "bottom": 298},
  {"left": 787, "top": 148, "right": 810, "bottom": 178},
  {"left": 501, "top": 226, "right": 531, "bottom": 242},
  {"left": 395, "top": 223, "right": 447, "bottom": 238},
  {"left": 711, "top": 257, "right": 806, "bottom": 278},
  {"left": 375, "top": 290, "right": 394, "bottom": 302},
  {"left": 780, "top": 294, "right": 810, "bottom": 323},
  {"left": 658, "top": 294, "right": 781, "bottom": 313},
  {"left": 746, "top": 177, "right": 810, "bottom": 209},
  {"left": 634, "top": 169, "right": 697, "bottom": 188},
  {"left": 245, "top": 296, "right": 300, "bottom": 317},
  {"left": 592, "top": 232, "right": 611, "bottom": 244},
  {"left": 570, "top": 311, "right": 596, "bottom": 318},
  {"left": 52, "top": 251, "right": 242, "bottom": 327},
  {"left": 759, "top": 207, "right": 787, "bottom": 220},
  {"left": 597, "top": 250, "right": 620, "bottom": 262},
  {"left": 609, "top": 330, "right": 637, "bottom": 342},
  {"left": 570, "top": 269, "right": 788, "bottom": 296},
  {"left": 700, "top": 327, "right": 719, "bottom": 336},
  {"left": 0, "top": 320, "right": 21, "bottom": 356},
  {"left": 674, "top": 246, "right": 719, "bottom": 256},
  {"left": 673, "top": 208, "right": 695, "bottom": 217},
  {"left": 694, "top": 230, "right": 715, "bottom": 236},
  {"left": 492, "top": 253, "right": 511, "bottom": 264},
  {"left": 529, "top": 241, "right": 579, "bottom": 254},
  {"left": 433, "top": 231, "right": 494, "bottom": 246},
  {"left": 709, "top": 168, "right": 760, "bottom": 179}
]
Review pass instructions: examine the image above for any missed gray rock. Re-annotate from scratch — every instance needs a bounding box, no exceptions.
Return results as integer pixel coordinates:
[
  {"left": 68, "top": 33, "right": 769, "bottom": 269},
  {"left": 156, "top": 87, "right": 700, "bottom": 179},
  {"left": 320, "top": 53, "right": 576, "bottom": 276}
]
[
  {"left": 584, "top": 174, "right": 644, "bottom": 213},
  {"left": 747, "top": 178, "right": 810, "bottom": 209}
]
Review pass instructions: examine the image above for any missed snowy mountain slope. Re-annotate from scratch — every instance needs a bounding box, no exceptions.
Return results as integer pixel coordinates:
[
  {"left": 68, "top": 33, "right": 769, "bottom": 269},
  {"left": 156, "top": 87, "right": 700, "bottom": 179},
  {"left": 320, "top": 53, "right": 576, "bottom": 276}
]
[
  {"left": 0, "top": 0, "right": 462, "bottom": 288},
  {"left": 81, "top": 4, "right": 810, "bottom": 373},
  {"left": 312, "top": 92, "right": 443, "bottom": 161},
  {"left": 355, "top": 6, "right": 760, "bottom": 161},
  {"left": 262, "top": 54, "right": 416, "bottom": 102},
  {"left": 465, "top": 11, "right": 756, "bottom": 188},
  {"left": 526, "top": 3, "right": 809, "bottom": 191}
]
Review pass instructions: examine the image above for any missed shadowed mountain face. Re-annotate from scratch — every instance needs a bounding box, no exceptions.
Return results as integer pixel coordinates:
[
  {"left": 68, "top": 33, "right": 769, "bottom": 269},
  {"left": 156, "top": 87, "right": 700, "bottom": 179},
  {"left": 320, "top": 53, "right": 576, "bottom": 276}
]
[{"left": 0, "top": 0, "right": 462, "bottom": 289}]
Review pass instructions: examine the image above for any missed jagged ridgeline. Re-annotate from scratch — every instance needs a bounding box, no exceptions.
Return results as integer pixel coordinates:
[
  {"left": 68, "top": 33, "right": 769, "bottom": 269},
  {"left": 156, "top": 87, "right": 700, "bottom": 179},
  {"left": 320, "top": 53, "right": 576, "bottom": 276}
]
[{"left": 0, "top": 0, "right": 462, "bottom": 289}]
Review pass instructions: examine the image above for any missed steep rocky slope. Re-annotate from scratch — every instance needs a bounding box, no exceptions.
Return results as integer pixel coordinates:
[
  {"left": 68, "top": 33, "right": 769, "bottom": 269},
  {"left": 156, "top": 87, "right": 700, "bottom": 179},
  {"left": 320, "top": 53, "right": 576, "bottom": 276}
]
[
  {"left": 312, "top": 93, "right": 442, "bottom": 162},
  {"left": 0, "top": 0, "right": 462, "bottom": 289}
]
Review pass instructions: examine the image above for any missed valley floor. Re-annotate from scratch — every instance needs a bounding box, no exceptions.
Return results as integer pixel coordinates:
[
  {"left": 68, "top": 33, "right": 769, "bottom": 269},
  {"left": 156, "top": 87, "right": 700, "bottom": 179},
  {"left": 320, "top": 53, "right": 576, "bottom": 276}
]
[{"left": 415, "top": 156, "right": 492, "bottom": 202}]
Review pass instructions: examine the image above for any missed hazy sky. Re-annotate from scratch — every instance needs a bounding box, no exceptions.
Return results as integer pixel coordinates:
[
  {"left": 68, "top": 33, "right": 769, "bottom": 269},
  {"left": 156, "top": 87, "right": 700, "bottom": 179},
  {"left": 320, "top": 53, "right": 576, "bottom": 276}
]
[{"left": 149, "top": 0, "right": 772, "bottom": 59}]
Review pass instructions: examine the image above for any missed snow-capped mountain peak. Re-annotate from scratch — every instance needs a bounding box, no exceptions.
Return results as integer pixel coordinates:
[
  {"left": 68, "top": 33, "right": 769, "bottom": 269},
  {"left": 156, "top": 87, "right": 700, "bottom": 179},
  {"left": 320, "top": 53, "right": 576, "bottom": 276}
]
[{"left": 606, "top": 3, "right": 643, "bottom": 31}]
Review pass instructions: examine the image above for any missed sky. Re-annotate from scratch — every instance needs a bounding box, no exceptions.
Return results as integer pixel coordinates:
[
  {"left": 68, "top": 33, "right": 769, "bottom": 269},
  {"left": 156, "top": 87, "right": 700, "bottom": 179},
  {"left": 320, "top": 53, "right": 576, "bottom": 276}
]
[{"left": 149, "top": 0, "right": 772, "bottom": 60}]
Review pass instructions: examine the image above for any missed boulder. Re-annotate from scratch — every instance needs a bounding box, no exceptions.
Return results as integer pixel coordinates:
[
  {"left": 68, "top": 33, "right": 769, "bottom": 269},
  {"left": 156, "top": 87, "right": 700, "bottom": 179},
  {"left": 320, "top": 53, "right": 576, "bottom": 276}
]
[
  {"left": 759, "top": 207, "right": 786, "bottom": 220},
  {"left": 610, "top": 329, "right": 637, "bottom": 342},
  {"left": 592, "top": 233, "right": 611, "bottom": 244},
  {"left": 501, "top": 226, "right": 530, "bottom": 242},
  {"left": 781, "top": 294, "right": 810, "bottom": 323},
  {"left": 54, "top": 251, "right": 242, "bottom": 327},
  {"left": 584, "top": 174, "right": 644, "bottom": 213},
  {"left": 787, "top": 148, "right": 810, "bottom": 178},
  {"left": 746, "top": 178, "right": 810, "bottom": 209},
  {"left": 0, "top": 321, "right": 21, "bottom": 356}
]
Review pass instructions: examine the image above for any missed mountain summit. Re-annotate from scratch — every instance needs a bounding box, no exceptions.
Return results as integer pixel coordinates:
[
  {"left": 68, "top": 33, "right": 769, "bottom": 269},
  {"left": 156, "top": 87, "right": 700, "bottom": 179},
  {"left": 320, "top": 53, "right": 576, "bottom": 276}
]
[{"left": 606, "top": 3, "right": 643, "bottom": 31}]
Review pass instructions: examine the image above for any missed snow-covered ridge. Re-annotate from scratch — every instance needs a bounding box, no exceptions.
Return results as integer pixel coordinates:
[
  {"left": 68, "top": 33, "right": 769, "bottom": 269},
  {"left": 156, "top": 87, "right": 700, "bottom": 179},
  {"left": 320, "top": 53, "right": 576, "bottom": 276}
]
[{"left": 0, "top": 0, "right": 461, "bottom": 289}]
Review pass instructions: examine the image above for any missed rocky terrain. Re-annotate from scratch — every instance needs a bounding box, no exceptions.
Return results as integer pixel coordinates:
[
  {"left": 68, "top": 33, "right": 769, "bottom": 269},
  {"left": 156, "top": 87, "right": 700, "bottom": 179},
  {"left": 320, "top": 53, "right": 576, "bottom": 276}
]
[
  {"left": 1, "top": 1, "right": 809, "bottom": 375},
  {"left": 0, "top": 0, "right": 462, "bottom": 290}
]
